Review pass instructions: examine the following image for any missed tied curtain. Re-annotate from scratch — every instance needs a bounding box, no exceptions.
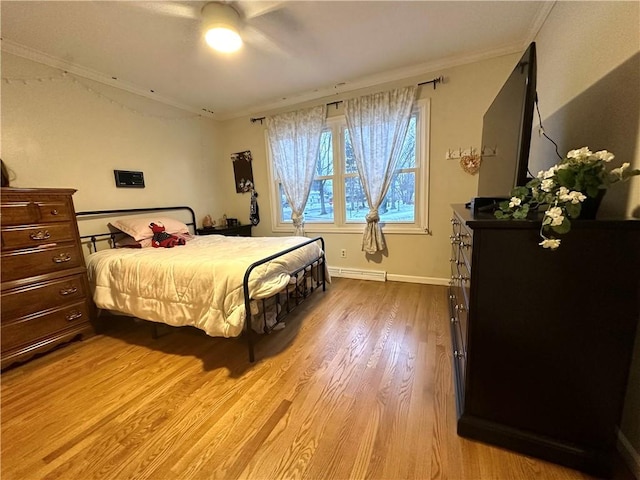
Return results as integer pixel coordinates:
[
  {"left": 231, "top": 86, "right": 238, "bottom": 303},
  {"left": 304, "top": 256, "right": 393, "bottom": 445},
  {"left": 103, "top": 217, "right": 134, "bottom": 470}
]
[
  {"left": 267, "top": 105, "right": 327, "bottom": 236},
  {"left": 345, "top": 86, "right": 417, "bottom": 254}
]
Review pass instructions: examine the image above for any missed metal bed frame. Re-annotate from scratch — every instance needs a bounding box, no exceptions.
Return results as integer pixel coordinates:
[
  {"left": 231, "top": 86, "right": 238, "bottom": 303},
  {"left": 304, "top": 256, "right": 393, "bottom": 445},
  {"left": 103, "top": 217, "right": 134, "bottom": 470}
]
[{"left": 77, "top": 206, "right": 326, "bottom": 362}]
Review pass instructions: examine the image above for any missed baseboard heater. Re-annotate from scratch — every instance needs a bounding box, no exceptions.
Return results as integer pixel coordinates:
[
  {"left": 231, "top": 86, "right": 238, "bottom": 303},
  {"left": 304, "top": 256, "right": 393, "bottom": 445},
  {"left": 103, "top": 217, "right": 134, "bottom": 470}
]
[{"left": 328, "top": 267, "right": 386, "bottom": 282}]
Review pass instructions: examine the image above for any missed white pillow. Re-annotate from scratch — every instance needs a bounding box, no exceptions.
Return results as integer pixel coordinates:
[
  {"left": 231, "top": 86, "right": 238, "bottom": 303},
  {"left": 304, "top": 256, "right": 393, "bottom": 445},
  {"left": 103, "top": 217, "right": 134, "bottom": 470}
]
[{"left": 109, "top": 216, "right": 190, "bottom": 241}]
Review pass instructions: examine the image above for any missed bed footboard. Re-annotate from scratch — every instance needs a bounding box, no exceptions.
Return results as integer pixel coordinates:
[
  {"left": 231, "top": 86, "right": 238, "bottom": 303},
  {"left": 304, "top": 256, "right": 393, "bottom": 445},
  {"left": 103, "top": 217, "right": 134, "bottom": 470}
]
[{"left": 242, "top": 237, "right": 326, "bottom": 362}]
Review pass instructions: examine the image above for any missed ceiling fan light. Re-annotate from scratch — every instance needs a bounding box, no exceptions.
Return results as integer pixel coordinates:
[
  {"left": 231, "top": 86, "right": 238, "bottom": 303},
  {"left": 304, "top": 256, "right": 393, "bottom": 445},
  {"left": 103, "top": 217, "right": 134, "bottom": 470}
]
[
  {"left": 205, "top": 27, "right": 242, "bottom": 53},
  {"left": 201, "top": 2, "right": 243, "bottom": 53}
]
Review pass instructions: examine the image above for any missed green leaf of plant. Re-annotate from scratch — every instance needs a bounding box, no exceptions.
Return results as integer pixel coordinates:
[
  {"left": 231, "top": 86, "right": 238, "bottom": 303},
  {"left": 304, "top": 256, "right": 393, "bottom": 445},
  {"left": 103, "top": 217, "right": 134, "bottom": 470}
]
[
  {"left": 565, "top": 203, "right": 580, "bottom": 218},
  {"left": 552, "top": 218, "right": 571, "bottom": 234},
  {"left": 556, "top": 169, "right": 575, "bottom": 188}
]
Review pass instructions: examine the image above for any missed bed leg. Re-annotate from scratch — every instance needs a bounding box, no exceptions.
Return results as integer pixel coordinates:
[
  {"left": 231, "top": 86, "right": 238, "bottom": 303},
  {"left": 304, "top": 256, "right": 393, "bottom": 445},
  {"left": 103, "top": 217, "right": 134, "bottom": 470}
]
[{"left": 322, "top": 258, "right": 326, "bottom": 291}]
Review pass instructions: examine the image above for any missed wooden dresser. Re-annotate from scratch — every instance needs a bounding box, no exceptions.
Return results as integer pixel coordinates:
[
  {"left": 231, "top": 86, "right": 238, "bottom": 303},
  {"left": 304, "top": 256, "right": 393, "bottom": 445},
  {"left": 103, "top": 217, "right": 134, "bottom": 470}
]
[
  {"left": 1, "top": 187, "right": 94, "bottom": 369},
  {"left": 448, "top": 204, "right": 639, "bottom": 478}
]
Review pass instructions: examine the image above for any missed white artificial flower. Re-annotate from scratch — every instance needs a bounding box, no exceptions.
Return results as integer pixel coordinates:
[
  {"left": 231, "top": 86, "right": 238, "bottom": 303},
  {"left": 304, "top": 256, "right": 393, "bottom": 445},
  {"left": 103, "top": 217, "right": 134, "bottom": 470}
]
[
  {"left": 595, "top": 150, "right": 615, "bottom": 162},
  {"left": 543, "top": 166, "right": 558, "bottom": 179},
  {"left": 539, "top": 238, "right": 561, "bottom": 249},
  {"left": 541, "top": 179, "right": 555, "bottom": 192},
  {"left": 610, "top": 162, "right": 630, "bottom": 180},
  {"left": 558, "top": 187, "right": 586, "bottom": 204},
  {"left": 557, "top": 163, "right": 569, "bottom": 170},
  {"left": 545, "top": 206, "right": 564, "bottom": 226},
  {"left": 537, "top": 170, "right": 545, "bottom": 179},
  {"left": 558, "top": 186, "right": 570, "bottom": 199},
  {"left": 567, "top": 147, "right": 592, "bottom": 159},
  {"left": 570, "top": 191, "right": 587, "bottom": 203},
  {"left": 509, "top": 196, "right": 522, "bottom": 208}
]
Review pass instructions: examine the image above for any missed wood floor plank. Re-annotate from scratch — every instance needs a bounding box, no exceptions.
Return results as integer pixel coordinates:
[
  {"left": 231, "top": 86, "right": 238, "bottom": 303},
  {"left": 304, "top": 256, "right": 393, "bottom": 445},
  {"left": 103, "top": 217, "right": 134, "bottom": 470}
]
[{"left": 1, "top": 278, "right": 634, "bottom": 480}]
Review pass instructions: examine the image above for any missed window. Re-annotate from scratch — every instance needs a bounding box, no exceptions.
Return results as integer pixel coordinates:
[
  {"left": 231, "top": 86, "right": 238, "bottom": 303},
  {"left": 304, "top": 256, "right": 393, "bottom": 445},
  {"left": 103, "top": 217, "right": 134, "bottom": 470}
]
[{"left": 268, "top": 98, "right": 430, "bottom": 234}]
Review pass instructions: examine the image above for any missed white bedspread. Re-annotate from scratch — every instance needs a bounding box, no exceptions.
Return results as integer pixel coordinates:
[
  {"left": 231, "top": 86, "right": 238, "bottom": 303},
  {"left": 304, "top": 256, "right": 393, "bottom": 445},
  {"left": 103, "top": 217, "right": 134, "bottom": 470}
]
[{"left": 86, "top": 235, "right": 325, "bottom": 338}]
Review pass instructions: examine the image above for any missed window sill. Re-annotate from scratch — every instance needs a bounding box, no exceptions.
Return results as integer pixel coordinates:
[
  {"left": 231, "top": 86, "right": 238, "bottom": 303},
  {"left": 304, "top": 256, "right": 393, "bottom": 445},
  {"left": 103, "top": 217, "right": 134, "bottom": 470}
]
[{"left": 271, "top": 224, "right": 431, "bottom": 235}]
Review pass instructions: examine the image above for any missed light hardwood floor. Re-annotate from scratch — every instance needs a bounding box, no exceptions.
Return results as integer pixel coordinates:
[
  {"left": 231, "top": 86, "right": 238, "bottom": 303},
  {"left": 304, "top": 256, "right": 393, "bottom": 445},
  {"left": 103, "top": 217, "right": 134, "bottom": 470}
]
[{"left": 1, "top": 278, "right": 633, "bottom": 479}]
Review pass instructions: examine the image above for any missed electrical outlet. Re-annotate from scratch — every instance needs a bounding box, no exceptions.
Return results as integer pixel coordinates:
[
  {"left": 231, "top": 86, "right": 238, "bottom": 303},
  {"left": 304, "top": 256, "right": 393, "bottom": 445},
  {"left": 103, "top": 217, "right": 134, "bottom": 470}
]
[{"left": 340, "top": 248, "right": 347, "bottom": 258}]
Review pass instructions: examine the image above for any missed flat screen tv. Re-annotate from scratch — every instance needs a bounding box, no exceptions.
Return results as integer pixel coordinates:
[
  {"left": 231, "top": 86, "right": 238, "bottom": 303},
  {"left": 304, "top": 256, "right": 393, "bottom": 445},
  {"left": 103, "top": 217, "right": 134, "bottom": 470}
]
[{"left": 477, "top": 42, "right": 537, "bottom": 198}]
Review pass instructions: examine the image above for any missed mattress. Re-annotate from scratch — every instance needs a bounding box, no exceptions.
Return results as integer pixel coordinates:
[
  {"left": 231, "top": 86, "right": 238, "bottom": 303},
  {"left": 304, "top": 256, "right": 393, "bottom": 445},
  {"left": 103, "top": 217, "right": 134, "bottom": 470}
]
[{"left": 86, "top": 235, "right": 325, "bottom": 338}]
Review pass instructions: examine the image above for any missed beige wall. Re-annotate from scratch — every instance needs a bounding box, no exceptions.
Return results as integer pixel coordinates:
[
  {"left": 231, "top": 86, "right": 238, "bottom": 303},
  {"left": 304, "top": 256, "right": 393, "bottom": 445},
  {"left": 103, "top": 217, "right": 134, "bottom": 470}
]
[
  {"left": 532, "top": 1, "right": 640, "bottom": 473},
  {"left": 1, "top": 53, "right": 224, "bottom": 227},
  {"left": 531, "top": 1, "right": 640, "bottom": 218},
  {"left": 217, "top": 54, "right": 520, "bottom": 281}
]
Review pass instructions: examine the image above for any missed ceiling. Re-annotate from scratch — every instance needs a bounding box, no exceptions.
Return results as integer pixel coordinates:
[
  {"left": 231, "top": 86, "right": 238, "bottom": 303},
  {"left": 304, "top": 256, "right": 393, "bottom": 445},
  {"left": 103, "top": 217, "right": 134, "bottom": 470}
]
[{"left": 1, "top": 1, "right": 553, "bottom": 120}]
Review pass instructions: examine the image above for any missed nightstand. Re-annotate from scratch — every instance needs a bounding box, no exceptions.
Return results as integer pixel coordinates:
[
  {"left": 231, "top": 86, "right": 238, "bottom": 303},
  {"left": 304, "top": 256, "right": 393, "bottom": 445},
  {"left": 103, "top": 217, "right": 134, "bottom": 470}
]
[{"left": 196, "top": 224, "right": 252, "bottom": 237}]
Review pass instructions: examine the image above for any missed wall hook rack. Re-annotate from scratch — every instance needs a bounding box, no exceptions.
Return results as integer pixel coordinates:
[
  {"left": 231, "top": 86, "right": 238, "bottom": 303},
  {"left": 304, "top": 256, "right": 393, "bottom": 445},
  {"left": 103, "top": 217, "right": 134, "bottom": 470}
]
[
  {"left": 446, "top": 147, "right": 477, "bottom": 160},
  {"left": 481, "top": 145, "right": 497, "bottom": 157},
  {"left": 446, "top": 146, "right": 496, "bottom": 160}
]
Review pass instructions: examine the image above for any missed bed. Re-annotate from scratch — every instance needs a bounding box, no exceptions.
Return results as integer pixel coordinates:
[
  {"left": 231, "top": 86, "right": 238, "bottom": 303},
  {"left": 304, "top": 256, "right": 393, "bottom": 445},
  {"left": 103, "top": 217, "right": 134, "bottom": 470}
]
[{"left": 77, "top": 206, "right": 327, "bottom": 362}]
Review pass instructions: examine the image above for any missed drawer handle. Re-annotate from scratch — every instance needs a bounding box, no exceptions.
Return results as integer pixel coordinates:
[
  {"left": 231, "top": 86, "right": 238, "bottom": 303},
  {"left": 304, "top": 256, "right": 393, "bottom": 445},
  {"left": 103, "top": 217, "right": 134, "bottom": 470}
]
[
  {"left": 65, "top": 310, "right": 83, "bottom": 321},
  {"left": 59, "top": 286, "right": 78, "bottom": 296},
  {"left": 30, "top": 230, "right": 51, "bottom": 241},
  {"left": 52, "top": 253, "right": 72, "bottom": 263},
  {"left": 51, "top": 209, "right": 59, "bottom": 215}
]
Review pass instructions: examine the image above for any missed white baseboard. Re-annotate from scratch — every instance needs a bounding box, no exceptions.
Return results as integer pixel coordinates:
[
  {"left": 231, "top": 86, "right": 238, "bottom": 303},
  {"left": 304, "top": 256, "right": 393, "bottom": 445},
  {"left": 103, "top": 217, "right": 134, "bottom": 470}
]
[
  {"left": 327, "top": 267, "right": 449, "bottom": 286},
  {"left": 618, "top": 428, "right": 640, "bottom": 479},
  {"left": 386, "top": 274, "right": 450, "bottom": 286}
]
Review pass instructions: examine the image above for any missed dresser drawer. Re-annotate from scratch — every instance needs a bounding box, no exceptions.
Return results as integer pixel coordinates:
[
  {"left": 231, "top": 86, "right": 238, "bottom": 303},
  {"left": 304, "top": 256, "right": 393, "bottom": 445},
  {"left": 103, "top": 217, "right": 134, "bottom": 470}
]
[
  {"left": 1, "top": 274, "right": 88, "bottom": 321},
  {"left": 1, "top": 198, "right": 72, "bottom": 226},
  {"left": 1, "top": 244, "right": 83, "bottom": 282},
  {"left": 1, "top": 223, "right": 76, "bottom": 250},
  {"left": 1, "top": 301, "right": 90, "bottom": 351}
]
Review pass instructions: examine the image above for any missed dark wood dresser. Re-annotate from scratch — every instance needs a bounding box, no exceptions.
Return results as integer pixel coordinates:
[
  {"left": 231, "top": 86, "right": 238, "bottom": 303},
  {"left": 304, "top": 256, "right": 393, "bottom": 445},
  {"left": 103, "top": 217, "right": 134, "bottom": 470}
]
[
  {"left": 1, "top": 187, "right": 94, "bottom": 369},
  {"left": 448, "top": 204, "right": 639, "bottom": 478},
  {"left": 196, "top": 224, "right": 252, "bottom": 237}
]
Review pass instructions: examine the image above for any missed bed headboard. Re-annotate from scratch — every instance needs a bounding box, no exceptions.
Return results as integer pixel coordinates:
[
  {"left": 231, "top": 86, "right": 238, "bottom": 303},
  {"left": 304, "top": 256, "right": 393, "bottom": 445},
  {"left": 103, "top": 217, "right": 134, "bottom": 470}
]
[{"left": 76, "top": 205, "right": 197, "bottom": 253}]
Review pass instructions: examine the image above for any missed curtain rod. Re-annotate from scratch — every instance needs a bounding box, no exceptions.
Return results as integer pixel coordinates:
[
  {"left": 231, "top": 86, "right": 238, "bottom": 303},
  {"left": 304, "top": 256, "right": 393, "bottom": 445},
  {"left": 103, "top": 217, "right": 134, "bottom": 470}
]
[{"left": 250, "top": 75, "right": 444, "bottom": 124}]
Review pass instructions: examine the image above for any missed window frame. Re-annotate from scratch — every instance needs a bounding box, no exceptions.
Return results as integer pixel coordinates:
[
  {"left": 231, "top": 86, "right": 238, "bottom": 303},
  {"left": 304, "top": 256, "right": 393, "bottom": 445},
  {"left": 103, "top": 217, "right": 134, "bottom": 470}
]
[{"left": 266, "top": 98, "right": 430, "bottom": 235}]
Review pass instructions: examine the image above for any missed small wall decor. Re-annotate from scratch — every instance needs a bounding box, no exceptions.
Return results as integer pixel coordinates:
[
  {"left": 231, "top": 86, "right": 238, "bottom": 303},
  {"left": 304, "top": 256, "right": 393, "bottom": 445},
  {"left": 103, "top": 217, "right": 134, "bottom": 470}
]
[
  {"left": 446, "top": 146, "right": 496, "bottom": 175},
  {"left": 114, "top": 170, "right": 145, "bottom": 188},
  {"left": 231, "top": 150, "right": 254, "bottom": 193},
  {"left": 460, "top": 153, "right": 482, "bottom": 175},
  {"left": 250, "top": 189, "right": 260, "bottom": 226}
]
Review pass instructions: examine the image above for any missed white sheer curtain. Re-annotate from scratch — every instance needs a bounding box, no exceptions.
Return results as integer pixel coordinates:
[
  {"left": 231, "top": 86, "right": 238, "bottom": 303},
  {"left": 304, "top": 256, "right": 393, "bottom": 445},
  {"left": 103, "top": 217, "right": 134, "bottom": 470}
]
[
  {"left": 345, "top": 86, "right": 417, "bottom": 254},
  {"left": 267, "top": 105, "right": 326, "bottom": 236}
]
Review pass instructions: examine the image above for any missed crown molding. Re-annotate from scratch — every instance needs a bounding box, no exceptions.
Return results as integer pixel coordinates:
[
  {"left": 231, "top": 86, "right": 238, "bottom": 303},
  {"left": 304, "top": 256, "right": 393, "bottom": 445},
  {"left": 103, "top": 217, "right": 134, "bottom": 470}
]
[
  {"left": 523, "top": 1, "right": 556, "bottom": 48},
  {"left": 1, "top": 39, "right": 215, "bottom": 118},
  {"left": 2, "top": 25, "right": 551, "bottom": 123},
  {"left": 224, "top": 42, "right": 527, "bottom": 121}
]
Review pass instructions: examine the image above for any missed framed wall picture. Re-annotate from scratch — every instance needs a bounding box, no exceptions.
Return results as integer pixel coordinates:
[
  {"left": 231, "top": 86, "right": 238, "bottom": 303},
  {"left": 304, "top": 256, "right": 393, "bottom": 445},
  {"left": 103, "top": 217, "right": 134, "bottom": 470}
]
[{"left": 231, "top": 150, "right": 254, "bottom": 193}]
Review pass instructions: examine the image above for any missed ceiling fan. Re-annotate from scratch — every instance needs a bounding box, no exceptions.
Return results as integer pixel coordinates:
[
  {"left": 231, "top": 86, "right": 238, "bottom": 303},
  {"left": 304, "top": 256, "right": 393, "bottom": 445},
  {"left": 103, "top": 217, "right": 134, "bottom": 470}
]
[{"left": 131, "top": 1, "right": 295, "bottom": 55}]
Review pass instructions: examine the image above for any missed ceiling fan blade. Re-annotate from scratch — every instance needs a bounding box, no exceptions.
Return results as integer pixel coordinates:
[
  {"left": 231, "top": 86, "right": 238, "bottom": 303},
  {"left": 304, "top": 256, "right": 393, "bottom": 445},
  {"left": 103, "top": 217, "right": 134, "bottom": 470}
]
[
  {"left": 236, "top": 1, "right": 285, "bottom": 20},
  {"left": 131, "top": 1, "right": 200, "bottom": 20},
  {"left": 242, "top": 25, "right": 291, "bottom": 57}
]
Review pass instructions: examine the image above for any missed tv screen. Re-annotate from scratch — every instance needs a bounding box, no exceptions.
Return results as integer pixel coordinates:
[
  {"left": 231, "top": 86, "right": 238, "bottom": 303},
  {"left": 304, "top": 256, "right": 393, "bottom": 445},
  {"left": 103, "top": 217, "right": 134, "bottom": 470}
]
[{"left": 477, "top": 42, "right": 537, "bottom": 198}]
